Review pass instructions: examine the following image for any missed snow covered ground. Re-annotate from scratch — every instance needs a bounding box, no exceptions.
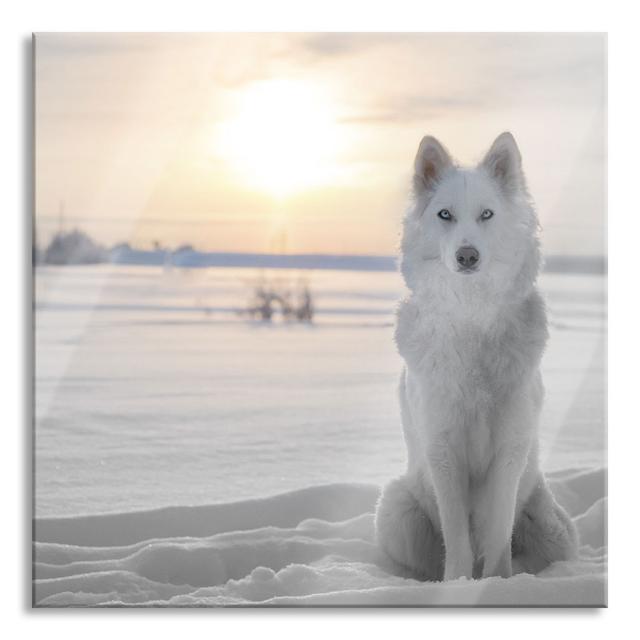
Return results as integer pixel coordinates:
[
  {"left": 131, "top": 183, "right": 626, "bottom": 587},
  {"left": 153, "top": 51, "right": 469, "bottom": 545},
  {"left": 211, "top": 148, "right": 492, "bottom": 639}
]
[{"left": 34, "top": 264, "right": 606, "bottom": 606}]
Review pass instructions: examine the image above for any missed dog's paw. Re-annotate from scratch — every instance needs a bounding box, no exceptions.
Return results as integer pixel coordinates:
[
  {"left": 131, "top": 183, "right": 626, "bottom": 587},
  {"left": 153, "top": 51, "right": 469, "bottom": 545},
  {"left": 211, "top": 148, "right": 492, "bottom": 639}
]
[
  {"left": 444, "top": 549, "right": 474, "bottom": 581},
  {"left": 482, "top": 547, "right": 513, "bottom": 579}
]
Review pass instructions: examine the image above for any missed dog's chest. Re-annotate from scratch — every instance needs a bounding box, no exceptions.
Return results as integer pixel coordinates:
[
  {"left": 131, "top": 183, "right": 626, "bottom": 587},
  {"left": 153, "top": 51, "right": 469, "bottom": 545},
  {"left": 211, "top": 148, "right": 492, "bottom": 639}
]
[
  {"left": 396, "top": 296, "right": 534, "bottom": 471},
  {"left": 396, "top": 298, "right": 509, "bottom": 393}
]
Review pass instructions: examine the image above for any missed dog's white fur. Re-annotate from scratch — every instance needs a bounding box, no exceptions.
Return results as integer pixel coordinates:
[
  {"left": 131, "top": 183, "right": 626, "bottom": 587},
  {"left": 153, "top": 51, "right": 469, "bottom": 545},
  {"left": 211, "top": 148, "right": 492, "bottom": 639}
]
[{"left": 375, "top": 133, "right": 578, "bottom": 581}]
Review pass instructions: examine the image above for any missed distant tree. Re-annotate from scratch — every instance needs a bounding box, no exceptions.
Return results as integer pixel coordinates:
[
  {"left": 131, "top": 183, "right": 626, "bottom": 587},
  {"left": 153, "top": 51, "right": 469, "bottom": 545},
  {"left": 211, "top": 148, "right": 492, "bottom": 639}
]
[
  {"left": 296, "top": 285, "right": 314, "bottom": 322},
  {"left": 43, "top": 229, "right": 107, "bottom": 265},
  {"left": 109, "top": 242, "right": 132, "bottom": 263},
  {"left": 248, "top": 284, "right": 277, "bottom": 321},
  {"left": 243, "top": 277, "right": 315, "bottom": 324}
]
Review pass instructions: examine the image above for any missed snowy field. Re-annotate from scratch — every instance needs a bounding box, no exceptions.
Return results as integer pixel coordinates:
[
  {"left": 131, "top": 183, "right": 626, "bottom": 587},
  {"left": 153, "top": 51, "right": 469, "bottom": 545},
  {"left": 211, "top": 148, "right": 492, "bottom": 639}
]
[{"left": 34, "top": 264, "right": 606, "bottom": 606}]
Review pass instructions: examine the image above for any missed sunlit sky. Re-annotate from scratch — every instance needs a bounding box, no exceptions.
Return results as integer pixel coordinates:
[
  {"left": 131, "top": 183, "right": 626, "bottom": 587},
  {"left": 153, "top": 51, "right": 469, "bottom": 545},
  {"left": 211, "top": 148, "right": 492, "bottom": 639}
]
[{"left": 35, "top": 33, "right": 606, "bottom": 256}]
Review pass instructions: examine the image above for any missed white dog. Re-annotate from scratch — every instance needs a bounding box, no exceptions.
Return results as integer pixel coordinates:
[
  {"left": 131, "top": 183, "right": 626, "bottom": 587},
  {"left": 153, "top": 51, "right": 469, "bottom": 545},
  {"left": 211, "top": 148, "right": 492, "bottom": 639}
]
[{"left": 375, "top": 133, "right": 578, "bottom": 581}]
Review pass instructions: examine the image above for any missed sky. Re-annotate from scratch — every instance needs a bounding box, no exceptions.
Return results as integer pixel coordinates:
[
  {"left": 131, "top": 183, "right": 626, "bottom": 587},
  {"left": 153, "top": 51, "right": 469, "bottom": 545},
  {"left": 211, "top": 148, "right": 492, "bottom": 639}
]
[{"left": 35, "top": 33, "right": 606, "bottom": 256}]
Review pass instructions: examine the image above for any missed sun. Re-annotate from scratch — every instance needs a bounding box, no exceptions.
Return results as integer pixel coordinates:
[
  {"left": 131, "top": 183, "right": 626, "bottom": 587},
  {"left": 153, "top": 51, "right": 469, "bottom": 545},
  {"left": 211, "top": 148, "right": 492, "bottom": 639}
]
[{"left": 213, "top": 79, "right": 344, "bottom": 197}]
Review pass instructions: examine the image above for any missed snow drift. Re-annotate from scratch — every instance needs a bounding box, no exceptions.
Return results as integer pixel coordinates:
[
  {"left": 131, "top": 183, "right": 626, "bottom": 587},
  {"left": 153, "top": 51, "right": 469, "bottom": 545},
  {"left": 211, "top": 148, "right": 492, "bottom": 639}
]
[{"left": 33, "top": 467, "right": 606, "bottom": 607}]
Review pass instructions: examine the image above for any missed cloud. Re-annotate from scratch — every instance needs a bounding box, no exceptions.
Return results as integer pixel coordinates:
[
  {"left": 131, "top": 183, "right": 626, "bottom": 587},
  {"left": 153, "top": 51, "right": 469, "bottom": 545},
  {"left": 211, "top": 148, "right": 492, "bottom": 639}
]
[
  {"left": 294, "top": 33, "right": 393, "bottom": 58},
  {"left": 35, "top": 33, "right": 157, "bottom": 57},
  {"left": 334, "top": 33, "right": 605, "bottom": 125},
  {"left": 341, "top": 93, "right": 486, "bottom": 124}
]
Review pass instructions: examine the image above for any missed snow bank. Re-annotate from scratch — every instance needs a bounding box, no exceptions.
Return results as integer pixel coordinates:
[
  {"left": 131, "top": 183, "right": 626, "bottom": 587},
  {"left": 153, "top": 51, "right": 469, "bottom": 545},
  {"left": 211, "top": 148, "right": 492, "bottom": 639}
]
[{"left": 33, "top": 467, "right": 606, "bottom": 607}]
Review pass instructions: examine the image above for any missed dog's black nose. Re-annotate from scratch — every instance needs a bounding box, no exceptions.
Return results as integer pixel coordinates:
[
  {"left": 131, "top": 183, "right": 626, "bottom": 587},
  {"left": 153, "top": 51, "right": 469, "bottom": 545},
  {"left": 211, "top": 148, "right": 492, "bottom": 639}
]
[{"left": 456, "top": 246, "right": 480, "bottom": 269}]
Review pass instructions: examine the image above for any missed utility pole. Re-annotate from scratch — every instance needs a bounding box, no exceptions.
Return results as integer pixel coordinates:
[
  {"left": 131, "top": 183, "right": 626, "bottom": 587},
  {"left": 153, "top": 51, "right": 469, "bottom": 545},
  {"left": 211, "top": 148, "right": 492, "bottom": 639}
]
[{"left": 57, "top": 199, "right": 65, "bottom": 234}]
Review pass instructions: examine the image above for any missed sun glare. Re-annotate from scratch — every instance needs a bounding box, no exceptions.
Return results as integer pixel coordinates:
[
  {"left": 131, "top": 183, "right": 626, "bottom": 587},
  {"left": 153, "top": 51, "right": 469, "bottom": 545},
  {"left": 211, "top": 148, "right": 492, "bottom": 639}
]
[{"left": 213, "top": 79, "right": 344, "bottom": 197}]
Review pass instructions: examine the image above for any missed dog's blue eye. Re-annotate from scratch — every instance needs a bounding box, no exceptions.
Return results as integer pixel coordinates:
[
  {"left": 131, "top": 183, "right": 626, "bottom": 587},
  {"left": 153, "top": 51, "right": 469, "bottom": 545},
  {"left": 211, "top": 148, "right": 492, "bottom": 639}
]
[
  {"left": 481, "top": 209, "right": 494, "bottom": 220},
  {"left": 437, "top": 209, "right": 452, "bottom": 220}
]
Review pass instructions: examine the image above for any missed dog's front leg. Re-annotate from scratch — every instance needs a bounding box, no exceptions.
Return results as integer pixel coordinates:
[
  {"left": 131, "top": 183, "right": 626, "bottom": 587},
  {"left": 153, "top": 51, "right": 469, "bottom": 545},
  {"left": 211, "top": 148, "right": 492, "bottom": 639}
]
[
  {"left": 427, "top": 440, "right": 473, "bottom": 581},
  {"left": 480, "top": 439, "right": 530, "bottom": 579}
]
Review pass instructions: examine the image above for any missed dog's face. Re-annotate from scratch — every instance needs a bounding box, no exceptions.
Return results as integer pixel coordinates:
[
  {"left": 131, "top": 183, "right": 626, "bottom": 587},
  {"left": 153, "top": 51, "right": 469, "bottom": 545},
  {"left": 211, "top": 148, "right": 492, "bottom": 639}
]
[{"left": 401, "top": 132, "right": 539, "bottom": 293}]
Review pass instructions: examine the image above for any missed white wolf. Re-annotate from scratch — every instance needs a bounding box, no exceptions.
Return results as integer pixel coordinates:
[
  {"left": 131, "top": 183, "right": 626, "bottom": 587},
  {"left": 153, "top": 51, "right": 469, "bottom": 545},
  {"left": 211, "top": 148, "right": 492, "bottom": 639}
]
[{"left": 375, "top": 132, "right": 578, "bottom": 581}]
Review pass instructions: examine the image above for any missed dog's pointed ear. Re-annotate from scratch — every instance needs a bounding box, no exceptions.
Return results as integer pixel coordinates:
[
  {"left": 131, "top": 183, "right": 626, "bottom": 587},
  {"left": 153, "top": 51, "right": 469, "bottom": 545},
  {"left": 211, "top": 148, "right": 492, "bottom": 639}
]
[
  {"left": 480, "top": 132, "right": 525, "bottom": 195},
  {"left": 413, "top": 136, "right": 453, "bottom": 194}
]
